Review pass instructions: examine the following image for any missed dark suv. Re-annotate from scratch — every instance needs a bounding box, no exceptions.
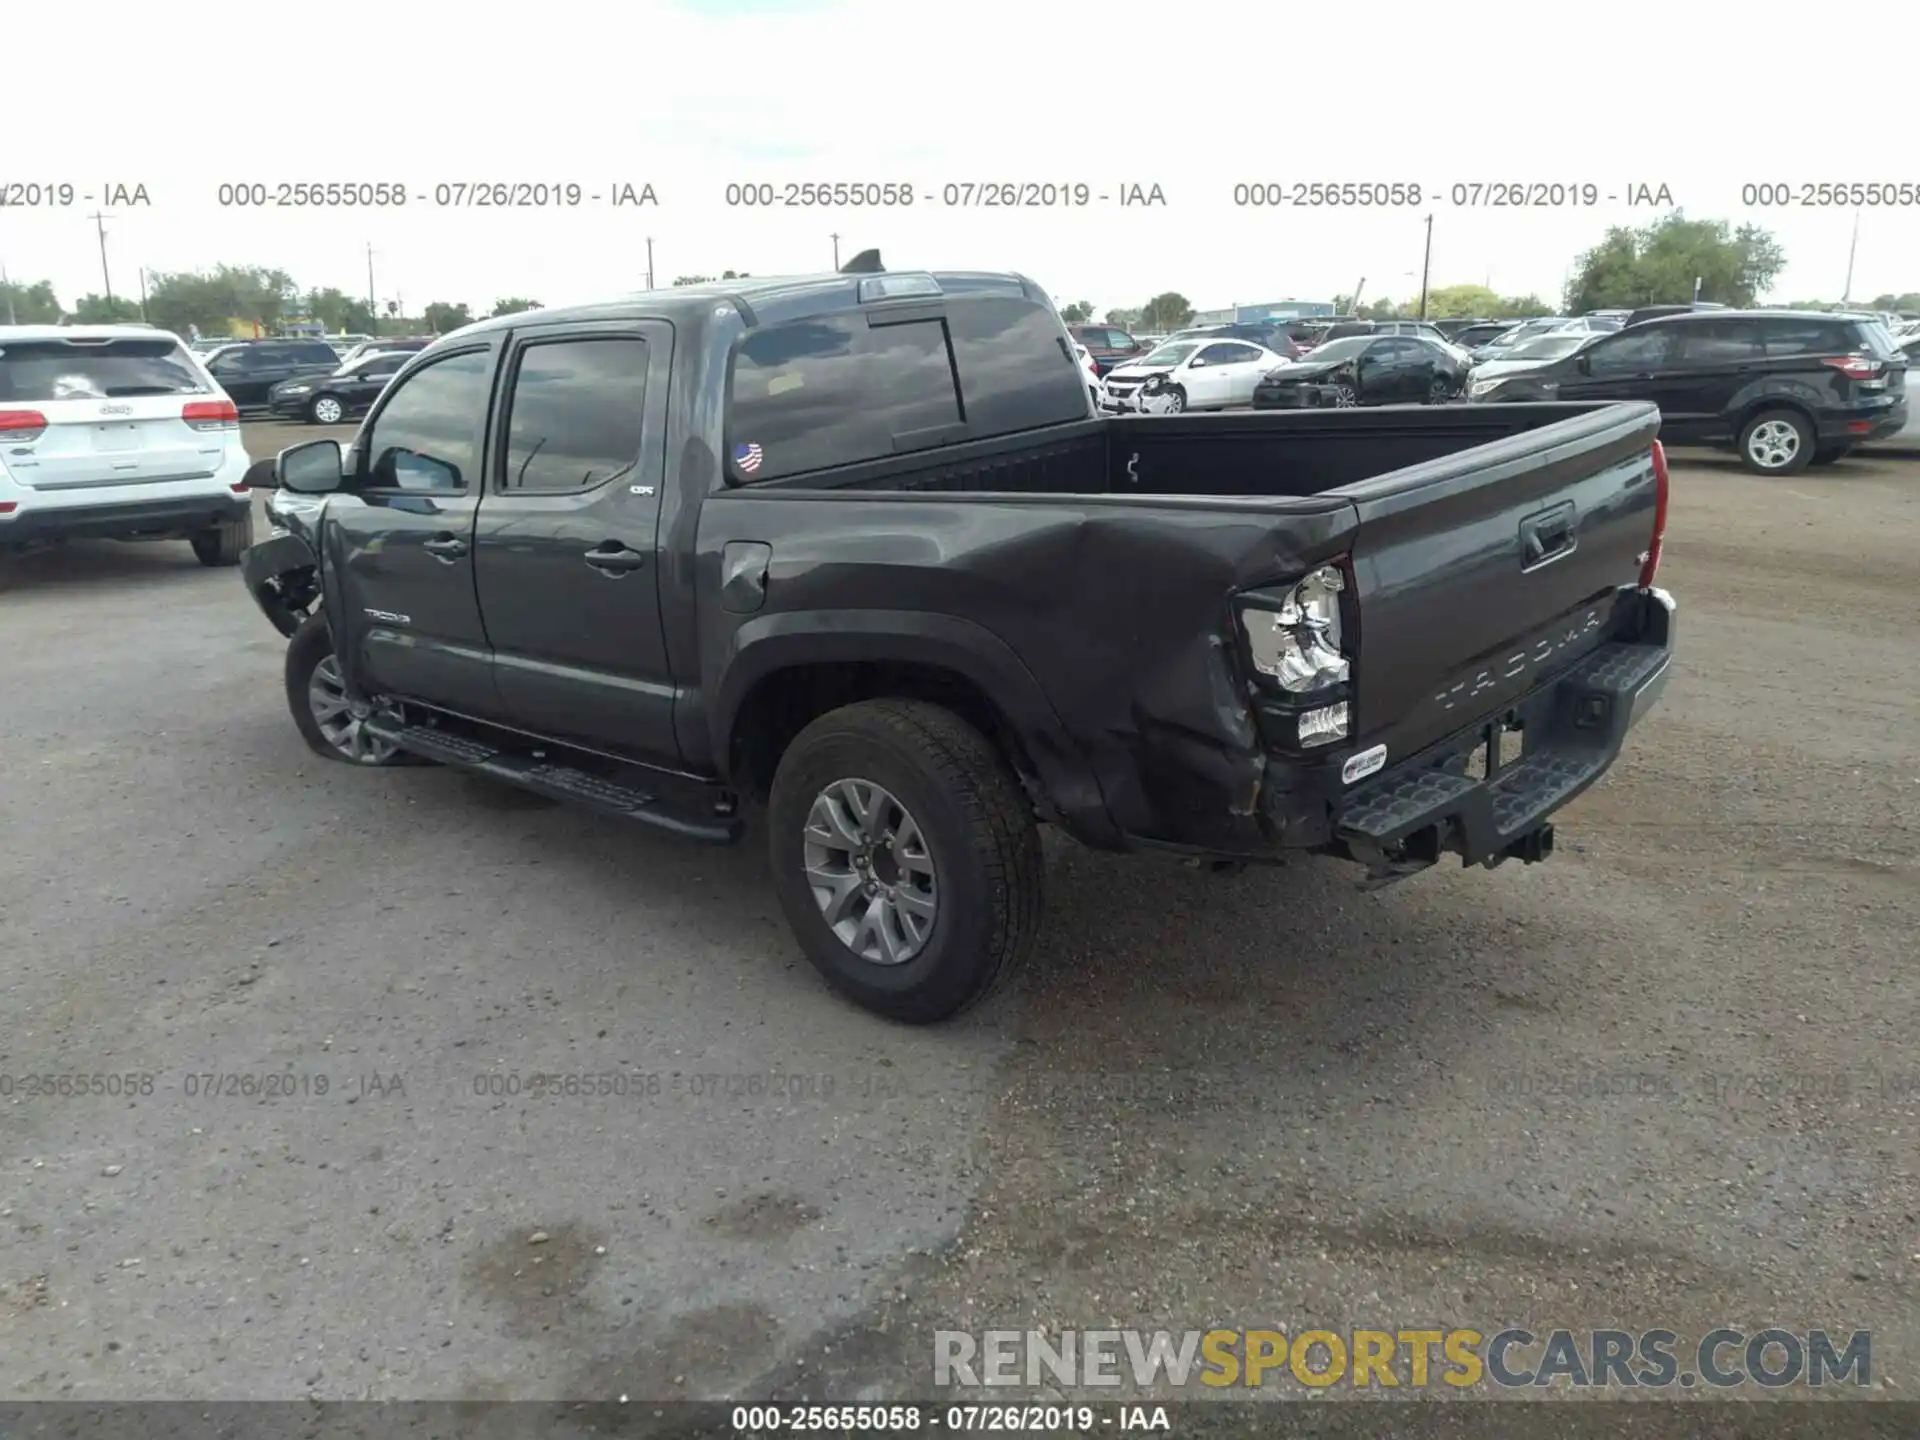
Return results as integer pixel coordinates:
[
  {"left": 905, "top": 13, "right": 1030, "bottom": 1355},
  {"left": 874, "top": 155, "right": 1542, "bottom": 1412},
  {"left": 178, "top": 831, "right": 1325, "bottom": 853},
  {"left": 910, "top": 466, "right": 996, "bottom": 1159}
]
[
  {"left": 1066, "top": 323, "right": 1147, "bottom": 376},
  {"left": 1464, "top": 309, "right": 1908, "bottom": 473},
  {"left": 203, "top": 339, "right": 343, "bottom": 410}
]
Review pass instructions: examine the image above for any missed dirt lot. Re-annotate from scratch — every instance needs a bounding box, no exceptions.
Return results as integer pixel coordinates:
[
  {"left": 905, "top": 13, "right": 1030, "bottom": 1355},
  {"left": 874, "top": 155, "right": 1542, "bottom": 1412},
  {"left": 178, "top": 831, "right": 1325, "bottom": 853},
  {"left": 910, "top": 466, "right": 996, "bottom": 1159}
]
[{"left": 0, "top": 429, "right": 1915, "bottom": 1423}]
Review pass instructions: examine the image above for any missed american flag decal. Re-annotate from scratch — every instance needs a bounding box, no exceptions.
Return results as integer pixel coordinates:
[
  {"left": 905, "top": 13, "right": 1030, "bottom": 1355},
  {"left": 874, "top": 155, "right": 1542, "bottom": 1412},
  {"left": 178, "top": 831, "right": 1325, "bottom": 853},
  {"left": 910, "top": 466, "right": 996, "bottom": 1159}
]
[{"left": 734, "top": 441, "right": 763, "bottom": 474}]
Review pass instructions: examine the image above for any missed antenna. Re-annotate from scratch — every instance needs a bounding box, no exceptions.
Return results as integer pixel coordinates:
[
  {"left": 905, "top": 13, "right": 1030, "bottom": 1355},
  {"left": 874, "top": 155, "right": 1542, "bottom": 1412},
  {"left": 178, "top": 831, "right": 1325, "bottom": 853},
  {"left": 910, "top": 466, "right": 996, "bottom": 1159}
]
[{"left": 839, "top": 248, "right": 883, "bottom": 275}]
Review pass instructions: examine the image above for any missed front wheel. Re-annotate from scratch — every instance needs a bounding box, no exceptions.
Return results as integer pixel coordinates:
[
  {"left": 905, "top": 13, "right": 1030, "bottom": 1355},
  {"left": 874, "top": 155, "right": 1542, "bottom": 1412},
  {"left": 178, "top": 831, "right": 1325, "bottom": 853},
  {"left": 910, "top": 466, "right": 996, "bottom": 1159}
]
[
  {"left": 308, "top": 393, "right": 346, "bottom": 425},
  {"left": 284, "top": 613, "right": 418, "bottom": 766},
  {"left": 766, "top": 699, "right": 1044, "bottom": 1024},
  {"left": 1330, "top": 383, "right": 1358, "bottom": 408},
  {"left": 1738, "top": 409, "right": 1814, "bottom": 475}
]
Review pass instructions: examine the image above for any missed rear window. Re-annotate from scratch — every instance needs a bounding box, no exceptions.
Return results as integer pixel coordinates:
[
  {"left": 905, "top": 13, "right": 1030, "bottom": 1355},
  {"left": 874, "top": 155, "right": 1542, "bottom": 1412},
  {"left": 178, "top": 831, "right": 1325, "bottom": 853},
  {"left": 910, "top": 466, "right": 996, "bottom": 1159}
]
[
  {"left": 0, "top": 337, "right": 210, "bottom": 402},
  {"left": 728, "top": 314, "right": 963, "bottom": 482}
]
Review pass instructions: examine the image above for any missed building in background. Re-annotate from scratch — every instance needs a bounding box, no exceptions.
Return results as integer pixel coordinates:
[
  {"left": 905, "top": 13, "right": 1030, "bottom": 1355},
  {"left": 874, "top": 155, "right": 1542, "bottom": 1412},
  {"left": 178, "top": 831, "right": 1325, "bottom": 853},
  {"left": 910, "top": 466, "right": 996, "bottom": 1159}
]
[{"left": 1190, "top": 300, "right": 1337, "bottom": 325}]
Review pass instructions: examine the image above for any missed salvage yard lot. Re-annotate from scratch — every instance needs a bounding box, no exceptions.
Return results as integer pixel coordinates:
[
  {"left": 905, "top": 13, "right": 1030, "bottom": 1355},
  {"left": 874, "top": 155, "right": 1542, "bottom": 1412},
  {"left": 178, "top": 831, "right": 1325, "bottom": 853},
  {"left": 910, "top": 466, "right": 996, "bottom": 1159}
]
[{"left": 0, "top": 427, "right": 1915, "bottom": 1410}]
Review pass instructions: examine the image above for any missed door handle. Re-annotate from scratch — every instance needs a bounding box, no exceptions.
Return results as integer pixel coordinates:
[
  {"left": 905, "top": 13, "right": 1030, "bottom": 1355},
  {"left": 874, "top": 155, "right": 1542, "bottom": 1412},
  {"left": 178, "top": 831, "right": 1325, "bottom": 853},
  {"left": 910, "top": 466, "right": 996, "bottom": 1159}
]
[
  {"left": 423, "top": 534, "right": 468, "bottom": 562},
  {"left": 584, "top": 542, "right": 647, "bottom": 576},
  {"left": 1520, "top": 500, "right": 1578, "bottom": 569}
]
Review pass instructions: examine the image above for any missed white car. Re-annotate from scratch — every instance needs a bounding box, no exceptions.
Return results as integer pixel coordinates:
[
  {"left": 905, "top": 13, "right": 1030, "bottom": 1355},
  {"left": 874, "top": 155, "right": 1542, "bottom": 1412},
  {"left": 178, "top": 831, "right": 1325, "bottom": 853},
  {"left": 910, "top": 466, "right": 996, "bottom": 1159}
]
[
  {"left": 1102, "top": 338, "right": 1291, "bottom": 414},
  {"left": 1070, "top": 340, "right": 1103, "bottom": 410},
  {"left": 0, "top": 325, "right": 254, "bottom": 564}
]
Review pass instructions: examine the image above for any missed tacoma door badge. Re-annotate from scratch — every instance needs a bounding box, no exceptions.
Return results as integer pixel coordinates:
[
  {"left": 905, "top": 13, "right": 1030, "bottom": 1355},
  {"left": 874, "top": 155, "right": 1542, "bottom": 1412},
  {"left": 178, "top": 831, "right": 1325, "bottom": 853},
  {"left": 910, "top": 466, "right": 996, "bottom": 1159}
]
[{"left": 363, "top": 608, "right": 411, "bottom": 625}]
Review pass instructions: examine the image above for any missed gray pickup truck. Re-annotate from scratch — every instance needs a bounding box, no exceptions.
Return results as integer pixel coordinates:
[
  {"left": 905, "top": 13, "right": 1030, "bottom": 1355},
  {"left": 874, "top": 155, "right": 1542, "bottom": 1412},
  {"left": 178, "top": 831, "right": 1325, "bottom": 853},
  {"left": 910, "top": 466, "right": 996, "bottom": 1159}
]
[{"left": 240, "top": 253, "right": 1675, "bottom": 1023}]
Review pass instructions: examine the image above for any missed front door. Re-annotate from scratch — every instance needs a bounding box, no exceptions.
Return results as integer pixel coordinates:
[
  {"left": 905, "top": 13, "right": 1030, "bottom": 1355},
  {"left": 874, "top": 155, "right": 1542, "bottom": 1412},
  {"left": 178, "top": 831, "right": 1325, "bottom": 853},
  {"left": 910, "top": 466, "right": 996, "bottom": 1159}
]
[
  {"left": 470, "top": 321, "right": 679, "bottom": 762},
  {"left": 325, "top": 343, "right": 502, "bottom": 719},
  {"left": 1560, "top": 326, "right": 1677, "bottom": 410}
]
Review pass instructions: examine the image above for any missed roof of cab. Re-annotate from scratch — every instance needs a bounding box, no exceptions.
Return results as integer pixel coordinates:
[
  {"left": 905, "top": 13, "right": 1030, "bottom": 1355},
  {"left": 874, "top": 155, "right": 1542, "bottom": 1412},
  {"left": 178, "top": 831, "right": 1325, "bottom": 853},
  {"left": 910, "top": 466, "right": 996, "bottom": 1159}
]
[{"left": 433, "top": 268, "right": 1045, "bottom": 346}]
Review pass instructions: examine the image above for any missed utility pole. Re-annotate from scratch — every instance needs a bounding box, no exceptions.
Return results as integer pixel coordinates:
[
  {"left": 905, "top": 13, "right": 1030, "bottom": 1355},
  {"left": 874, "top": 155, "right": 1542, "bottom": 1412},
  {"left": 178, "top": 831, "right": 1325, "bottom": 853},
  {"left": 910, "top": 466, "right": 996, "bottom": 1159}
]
[
  {"left": 366, "top": 243, "right": 378, "bottom": 334},
  {"left": 1417, "top": 214, "right": 1434, "bottom": 320},
  {"left": 1, "top": 258, "right": 15, "bottom": 325},
  {"left": 90, "top": 211, "right": 115, "bottom": 303},
  {"left": 831, "top": 232, "right": 841, "bottom": 269},
  {"left": 138, "top": 267, "right": 150, "bottom": 322},
  {"left": 645, "top": 237, "right": 655, "bottom": 291},
  {"left": 1842, "top": 207, "right": 1861, "bottom": 303}
]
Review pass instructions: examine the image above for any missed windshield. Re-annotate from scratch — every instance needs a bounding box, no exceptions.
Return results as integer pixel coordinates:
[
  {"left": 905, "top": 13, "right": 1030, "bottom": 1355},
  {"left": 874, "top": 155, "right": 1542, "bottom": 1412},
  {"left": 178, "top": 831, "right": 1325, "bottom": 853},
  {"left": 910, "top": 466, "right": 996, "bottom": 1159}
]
[
  {"left": 1505, "top": 334, "right": 1592, "bottom": 361},
  {"left": 1136, "top": 343, "right": 1198, "bottom": 368},
  {"left": 1303, "top": 336, "right": 1371, "bottom": 364},
  {"left": 0, "top": 338, "right": 211, "bottom": 401}
]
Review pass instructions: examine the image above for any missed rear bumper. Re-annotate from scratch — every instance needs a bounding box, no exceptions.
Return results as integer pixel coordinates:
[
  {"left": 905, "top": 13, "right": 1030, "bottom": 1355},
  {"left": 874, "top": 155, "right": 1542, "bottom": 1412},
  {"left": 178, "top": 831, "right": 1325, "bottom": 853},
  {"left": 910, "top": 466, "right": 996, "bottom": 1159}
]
[
  {"left": 1328, "top": 586, "right": 1674, "bottom": 880},
  {"left": 1817, "top": 397, "right": 1907, "bottom": 444},
  {"left": 0, "top": 493, "right": 251, "bottom": 545}
]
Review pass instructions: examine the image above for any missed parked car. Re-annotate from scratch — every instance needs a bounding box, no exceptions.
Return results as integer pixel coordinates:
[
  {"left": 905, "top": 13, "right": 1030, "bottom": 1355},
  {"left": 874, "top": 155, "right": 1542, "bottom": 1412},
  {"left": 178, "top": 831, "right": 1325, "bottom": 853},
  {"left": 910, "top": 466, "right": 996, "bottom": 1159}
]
[
  {"left": 1372, "top": 320, "right": 1454, "bottom": 345},
  {"left": 1102, "top": 338, "right": 1291, "bottom": 412},
  {"left": 1451, "top": 320, "right": 1518, "bottom": 351},
  {"left": 338, "top": 336, "right": 434, "bottom": 366},
  {"left": 1623, "top": 302, "right": 1725, "bottom": 329},
  {"left": 1554, "top": 316, "right": 1625, "bottom": 335},
  {"left": 1464, "top": 309, "right": 1908, "bottom": 472},
  {"left": 268, "top": 349, "right": 414, "bottom": 425},
  {"left": 237, "top": 259, "right": 1674, "bottom": 1022},
  {"left": 1163, "top": 323, "right": 1304, "bottom": 361},
  {"left": 201, "top": 338, "right": 342, "bottom": 410},
  {"left": 1066, "top": 323, "right": 1148, "bottom": 376},
  {"left": 1463, "top": 331, "right": 1601, "bottom": 400},
  {"left": 1469, "top": 317, "right": 1573, "bottom": 362},
  {"left": 0, "top": 324, "right": 253, "bottom": 563},
  {"left": 1252, "top": 333, "right": 1468, "bottom": 408},
  {"left": 1069, "top": 340, "right": 1102, "bottom": 409}
]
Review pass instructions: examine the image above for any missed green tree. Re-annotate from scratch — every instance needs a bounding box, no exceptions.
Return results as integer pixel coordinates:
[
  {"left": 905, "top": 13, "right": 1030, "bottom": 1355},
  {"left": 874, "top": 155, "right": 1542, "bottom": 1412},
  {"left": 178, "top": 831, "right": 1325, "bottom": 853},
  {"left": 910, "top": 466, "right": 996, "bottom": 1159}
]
[
  {"left": 1104, "top": 306, "right": 1143, "bottom": 329},
  {"left": 1058, "top": 300, "right": 1094, "bottom": 322},
  {"left": 1564, "top": 212, "right": 1785, "bottom": 312},
  {"left": 490, "top": 297, "right": 542, "bottom": 317},
  {"left": 1357, "top": 298, "right": 1409, "bottom": 320},
  {"left": 0, "top": 277, "right": 62, "bottom": 323},
  {"left": 146, "top": 265, "right": 297, "bottom": 337},
  {"left": 1138, "top": 292, "right": 1194, "bottom": 331},
  {"left": 423, "top": 301, "right": 473, "bottom": 334},
  {"left": 1868, "top": 291, "right": 1920, "bottom": 312},
  {"left": 72, "top": 293, "right": 143, "bottom": 323},
  {"left": 306, "top": 287, "right": 375, "bottom": 335}
]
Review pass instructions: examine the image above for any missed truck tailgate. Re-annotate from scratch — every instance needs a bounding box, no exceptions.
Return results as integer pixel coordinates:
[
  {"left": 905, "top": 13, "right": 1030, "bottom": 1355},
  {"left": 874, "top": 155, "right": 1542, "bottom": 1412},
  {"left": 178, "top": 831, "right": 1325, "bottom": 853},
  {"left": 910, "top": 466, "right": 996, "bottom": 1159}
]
[{"left": 1337, "top": 401, "right": 1663, "bottom": 759}]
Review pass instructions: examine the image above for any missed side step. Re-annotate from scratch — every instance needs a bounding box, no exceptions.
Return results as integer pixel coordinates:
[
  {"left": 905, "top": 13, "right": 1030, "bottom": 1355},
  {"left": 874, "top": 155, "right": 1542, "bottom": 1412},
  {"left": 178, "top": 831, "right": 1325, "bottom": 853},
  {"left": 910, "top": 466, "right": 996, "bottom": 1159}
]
[{"left": 365, "top": 718, "right": 744, "bottom": 845}]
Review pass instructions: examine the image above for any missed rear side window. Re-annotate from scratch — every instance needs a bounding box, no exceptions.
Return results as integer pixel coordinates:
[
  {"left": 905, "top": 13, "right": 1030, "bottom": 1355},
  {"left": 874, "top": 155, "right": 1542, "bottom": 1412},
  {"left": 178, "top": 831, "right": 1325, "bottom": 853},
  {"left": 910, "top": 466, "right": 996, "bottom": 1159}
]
[
  {"left": 1759, "top": 319, "right": 1849, "bottom": 357},
  {"left": 1676, "top": 320, "right": 1763, "bottom": 362},
  {"left": 501, "top": 337, "right": 649, "bottom": 494},
  {"left": 948, "top": 296, "right": 1091, "bottom": 434},
  {"left": 729, "top": 315, "right": 963, "bottom": 482},
  {"left": 0, "top": 337, "right": 211, "bottom": 401}
]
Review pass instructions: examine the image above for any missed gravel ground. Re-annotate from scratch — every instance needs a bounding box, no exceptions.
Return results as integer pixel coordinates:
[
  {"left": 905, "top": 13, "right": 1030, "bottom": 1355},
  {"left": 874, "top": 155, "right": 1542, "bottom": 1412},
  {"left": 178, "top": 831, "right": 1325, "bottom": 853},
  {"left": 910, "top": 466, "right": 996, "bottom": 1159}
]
[{"left": 1, "top": 427, "right": 1916, "bottom": 1422}]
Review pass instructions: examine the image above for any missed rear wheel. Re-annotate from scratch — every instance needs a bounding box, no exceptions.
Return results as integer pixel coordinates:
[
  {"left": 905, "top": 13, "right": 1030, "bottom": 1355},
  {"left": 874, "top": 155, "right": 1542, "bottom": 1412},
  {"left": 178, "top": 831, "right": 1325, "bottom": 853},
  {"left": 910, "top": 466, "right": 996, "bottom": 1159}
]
[
  {"left": 1808, "top": 445, "right": 1853, "bottom": 467},
  {"left": 1738, "top": 409, "right": 1813, "bottom": 475},
  {"left": 285, "top": 613, "right": 419, "bottom": 766},
  {"left": 1426, "top": 375, "right": 1454, "bottom": 404},
  {"left": 309, "top": 394, "right": 346, "bottom": 425},
  {"left": 766, "top": 699, "right": 1043, "bottom": 1024},
  {"left": 190, "top": 511, "right": 252, "bottom": 567}
]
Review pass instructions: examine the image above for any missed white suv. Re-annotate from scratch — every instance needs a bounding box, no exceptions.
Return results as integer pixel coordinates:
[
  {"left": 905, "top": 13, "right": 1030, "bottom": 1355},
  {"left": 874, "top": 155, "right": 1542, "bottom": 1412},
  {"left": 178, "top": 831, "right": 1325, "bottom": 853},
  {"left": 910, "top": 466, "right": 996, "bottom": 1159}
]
[{"left": 0, "top": 325, "right": 254, "bottom": 565}]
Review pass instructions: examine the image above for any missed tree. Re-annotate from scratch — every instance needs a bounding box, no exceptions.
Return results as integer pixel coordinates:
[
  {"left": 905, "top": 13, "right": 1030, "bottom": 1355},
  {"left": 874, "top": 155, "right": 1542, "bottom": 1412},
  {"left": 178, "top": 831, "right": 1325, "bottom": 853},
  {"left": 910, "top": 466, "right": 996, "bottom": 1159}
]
[
  {"left": 1868, "top": 291, "right": 1920, "bottom": 313},
  {"left": 423, "top": 301, "right": 473, "bottom": 334},
  {"left": 1058, "top": 301, "right": 1094, "bottom": 322},
  {"left": 144, "top": 265, "right": 297, "bottom": 338},
  {"left": 306, "top": 287, "right": 375, "bottom": 335},
  {"left": 1564, "top": 212, "right": 1785, "bottom": 313},
  {"left": 0, "top": 278, "right": 62, "bottom": 324},
  {"left": 1138, "top": 292, "right": 1193, "bottom": 331},
  {"left": 1104, "top": 307, "right": 1142, "bottom": 329},
  {"left": 490, "top": 297, "right": 542, "bottom": 317},
  {"left": 72, "top": 293, "right": 143, "bottom": 323}
]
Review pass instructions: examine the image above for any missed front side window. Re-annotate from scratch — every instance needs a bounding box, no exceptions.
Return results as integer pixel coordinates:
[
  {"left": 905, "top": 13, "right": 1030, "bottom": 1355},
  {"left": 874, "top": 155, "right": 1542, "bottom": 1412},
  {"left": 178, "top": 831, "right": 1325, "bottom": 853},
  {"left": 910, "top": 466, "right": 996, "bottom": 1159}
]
[
  {"left": 1585, "top": 329, "right": 1674, "bottom": 374},
  {"left": 361, "top": 349, "right": 492, "bottom": 491},
  {"left": 502, "top": 338, "right": 649, "bottom": 493}
]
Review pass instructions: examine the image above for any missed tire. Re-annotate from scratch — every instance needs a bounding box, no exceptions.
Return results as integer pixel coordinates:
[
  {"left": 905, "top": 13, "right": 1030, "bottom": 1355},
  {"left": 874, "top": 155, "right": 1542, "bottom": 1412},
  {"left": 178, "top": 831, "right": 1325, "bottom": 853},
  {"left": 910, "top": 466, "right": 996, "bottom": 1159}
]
[
  {"left": 1161, "top": 384, "right": 1187, "bottom": 414},
  {"left": 284, "top": 613, "right": 418, "bottom": 766},
  {"left": 1330, "top": 383, "right": 1358, "bottom": 408},
  {"left": 1809, "top": 445, "right": 1852, "bottom": 467},
  {"left": 1426, "top": 376, "right": 1453, "bottom": 404},
  {"left": 309, "top": 393, "right": 346, "bottom": 425},
  {"left": 1737, "top": 409, "right": 1814, "bottom": 475},
  {"left": 190, "top": 510, "right": 253, "bottom": 567},
  {"left": 766, "top": 699, "right": 1044, "bottom": 1024}
]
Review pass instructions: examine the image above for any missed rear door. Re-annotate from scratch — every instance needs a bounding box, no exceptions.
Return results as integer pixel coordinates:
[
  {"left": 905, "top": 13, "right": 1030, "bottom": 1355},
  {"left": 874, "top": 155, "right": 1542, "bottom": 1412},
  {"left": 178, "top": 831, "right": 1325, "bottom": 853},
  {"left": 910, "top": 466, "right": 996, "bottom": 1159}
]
[
  {"left": 205, "top": 346, "right": 270, "bottom": 407},
  {"left": 0, "top": 334, "right": 235, "bottom": 494},
  {"left": 325, "top": 343, "right": 501, "bottom": 718},
  {"left": 1659, "top": 317, "right": 1763, "bottom": 440},
  {"left": 472, "top": 321, "right": 679, "bottom": 761}
]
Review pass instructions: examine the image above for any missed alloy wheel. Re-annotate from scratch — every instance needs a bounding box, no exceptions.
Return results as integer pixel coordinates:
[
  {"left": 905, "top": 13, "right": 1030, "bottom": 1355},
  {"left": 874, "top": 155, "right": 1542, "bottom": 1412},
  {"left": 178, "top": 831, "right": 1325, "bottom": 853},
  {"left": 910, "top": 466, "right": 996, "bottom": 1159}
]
[
  {"left": 802, "top": 778, "right": 939, "bottom": 965},
  {"left": 308, "top": 654, "right": 400, "bottom": 764},
  {"left": 1746, "top": 419, "right": 1801, "bottom": 470},
  {"left": 313, "top": 396, "right": 344, "bottom": 425},
  {"left": 1332, "top": 385, "right": 1357, "bottom": 407}
]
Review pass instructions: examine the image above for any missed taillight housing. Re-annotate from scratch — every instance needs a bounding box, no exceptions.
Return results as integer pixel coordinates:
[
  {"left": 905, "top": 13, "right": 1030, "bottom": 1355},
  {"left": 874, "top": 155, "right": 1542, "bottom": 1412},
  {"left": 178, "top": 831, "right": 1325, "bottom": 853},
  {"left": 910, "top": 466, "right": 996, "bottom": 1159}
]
[
  {"left": 183, "top": 398, "right": 240, "bottom": 431},
  {"left": 0, "top": 409, "right": 49, "bottom": 442},
  {"left": 1821, "top": 355, "right": 1881, "bottom": 380},
  {"left": 1639, "top": 440, "right": 1669, "bottom": 589}
]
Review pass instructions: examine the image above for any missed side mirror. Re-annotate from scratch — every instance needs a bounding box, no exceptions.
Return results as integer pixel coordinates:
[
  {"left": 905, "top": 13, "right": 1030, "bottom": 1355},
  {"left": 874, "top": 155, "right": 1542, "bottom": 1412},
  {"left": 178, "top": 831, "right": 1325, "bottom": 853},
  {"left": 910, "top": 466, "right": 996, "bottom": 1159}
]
[
  {"left": 243, "top": 458, "right": 279, "bottom": 490},
  {"left": 1188, "top": 357, "right": 1209, "bottom": 368},
  {"left": 279, "top": 438, "right": 345, "bottom": 494}
]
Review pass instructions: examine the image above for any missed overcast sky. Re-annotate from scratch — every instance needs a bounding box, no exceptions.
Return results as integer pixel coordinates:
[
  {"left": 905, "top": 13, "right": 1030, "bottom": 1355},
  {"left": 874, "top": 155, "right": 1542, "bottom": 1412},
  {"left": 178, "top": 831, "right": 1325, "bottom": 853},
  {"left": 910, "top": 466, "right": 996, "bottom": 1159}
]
[{"left": 7, "top": 0, "right": 1917, "bottom": 319}]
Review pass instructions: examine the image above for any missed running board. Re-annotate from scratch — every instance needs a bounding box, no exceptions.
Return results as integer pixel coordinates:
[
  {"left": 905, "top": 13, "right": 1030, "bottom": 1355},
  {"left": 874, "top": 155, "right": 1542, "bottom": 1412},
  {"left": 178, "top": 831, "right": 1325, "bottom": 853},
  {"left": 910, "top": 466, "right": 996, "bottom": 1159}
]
[{"left": 365, "top": 718, "right": 744, "bottom": 845}]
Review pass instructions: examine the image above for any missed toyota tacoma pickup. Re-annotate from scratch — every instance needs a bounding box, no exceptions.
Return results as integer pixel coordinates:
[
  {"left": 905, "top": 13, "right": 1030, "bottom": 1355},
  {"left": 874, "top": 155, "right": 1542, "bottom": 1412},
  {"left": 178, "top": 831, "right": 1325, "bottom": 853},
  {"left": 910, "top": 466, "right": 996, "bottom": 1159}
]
[{"left": 239, "top": 253, "right": 1676, "bottom": 1023}]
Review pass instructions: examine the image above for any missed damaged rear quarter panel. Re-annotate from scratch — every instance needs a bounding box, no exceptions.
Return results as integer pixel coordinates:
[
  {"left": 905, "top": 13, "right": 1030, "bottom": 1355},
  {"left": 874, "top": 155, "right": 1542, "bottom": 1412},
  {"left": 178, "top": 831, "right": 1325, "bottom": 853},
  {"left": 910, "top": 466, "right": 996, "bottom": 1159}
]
[{"left": 696, "top": 490, "right": 1358, "bottom": 849}]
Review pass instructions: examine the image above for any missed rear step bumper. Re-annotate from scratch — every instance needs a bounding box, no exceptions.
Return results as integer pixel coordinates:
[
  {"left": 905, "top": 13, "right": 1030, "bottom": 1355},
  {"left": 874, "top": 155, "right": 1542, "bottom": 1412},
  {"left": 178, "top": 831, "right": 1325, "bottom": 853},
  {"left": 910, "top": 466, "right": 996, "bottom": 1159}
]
[
  {"left": 1334, "top": 587, "right": 1674, "bottom": 885},
  {"left": 0, "top": 493, "right": 250, "bottom": 545}
]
